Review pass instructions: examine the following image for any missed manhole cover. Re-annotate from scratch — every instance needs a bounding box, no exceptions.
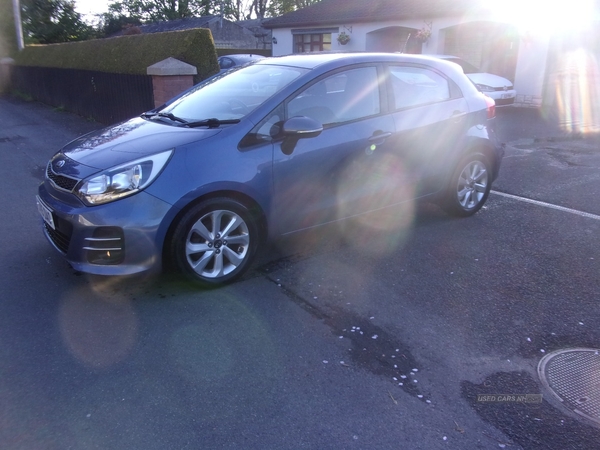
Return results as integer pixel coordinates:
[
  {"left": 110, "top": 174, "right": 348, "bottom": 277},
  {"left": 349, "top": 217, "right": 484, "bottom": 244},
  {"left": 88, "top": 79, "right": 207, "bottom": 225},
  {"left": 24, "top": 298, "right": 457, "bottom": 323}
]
[{"left": 538, "top": 348, "right": 600, "bottom": 426}]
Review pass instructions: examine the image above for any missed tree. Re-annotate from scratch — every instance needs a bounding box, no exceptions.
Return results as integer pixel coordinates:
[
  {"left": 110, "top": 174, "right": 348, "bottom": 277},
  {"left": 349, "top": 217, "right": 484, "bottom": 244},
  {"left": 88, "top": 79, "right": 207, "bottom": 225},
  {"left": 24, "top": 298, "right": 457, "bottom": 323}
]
[
  {"left": 106, "top": 0, "right": 215, "bottom": 23},
  {"left": 221, "top": 0, "right": 253, "bottom": 21},
  {"left": 225, "top": 0, "right": 322, "bottom": 20},
  {"left": 104, "top": 0, "right": 323, "bottom": 24},
  {"left": 267, "top": 0, "right": 320, "bottom": 17},
  {"left": 21, "top": 0, "right": 95, "bottom": 44},
  {"left": 99, "top": 13, "right": 143, "bottom": 37}
]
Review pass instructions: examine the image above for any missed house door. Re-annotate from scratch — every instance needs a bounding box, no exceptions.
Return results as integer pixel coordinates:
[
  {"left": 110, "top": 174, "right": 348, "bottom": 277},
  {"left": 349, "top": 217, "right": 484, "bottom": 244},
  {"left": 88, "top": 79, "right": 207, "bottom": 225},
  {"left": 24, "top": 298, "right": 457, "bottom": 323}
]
[
  {"left": 366, "top": 26, "right": 422, "bottom": 54},
  {"left": 443, "top": 21, "right": 519, "bottom": 81}
]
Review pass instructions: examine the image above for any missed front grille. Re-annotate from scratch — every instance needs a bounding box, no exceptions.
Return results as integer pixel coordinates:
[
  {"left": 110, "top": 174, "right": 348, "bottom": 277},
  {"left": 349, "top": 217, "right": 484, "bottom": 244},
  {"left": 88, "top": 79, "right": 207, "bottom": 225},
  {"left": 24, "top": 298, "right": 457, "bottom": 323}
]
[
  {"left": 44, "top": 222, "right": 70, "bottom": 254},
  {"left": 494, "top": 86, "right": 513, "bottom": 92},
  {"left": 46, "top": 162, "right": 80, "bottom": 192}
]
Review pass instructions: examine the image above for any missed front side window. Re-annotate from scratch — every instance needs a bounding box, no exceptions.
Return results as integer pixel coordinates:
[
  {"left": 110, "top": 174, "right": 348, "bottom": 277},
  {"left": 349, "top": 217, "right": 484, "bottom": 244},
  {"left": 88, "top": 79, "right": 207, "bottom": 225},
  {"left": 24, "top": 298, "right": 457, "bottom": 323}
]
[
  {"left": 240, "top": 66, "right": 381, "bottom": 149},
  {"left": 294, "top": 33, "right": 332, "bottom": 53},
  {"left": 287, "top": 66, "right": 381, "bottom": 125},
  {"left": 239, "top": 104, "right": 285, "bottom": 149},
  {"left": 389, "top": 66, "right": 451, "bottom": 109}
]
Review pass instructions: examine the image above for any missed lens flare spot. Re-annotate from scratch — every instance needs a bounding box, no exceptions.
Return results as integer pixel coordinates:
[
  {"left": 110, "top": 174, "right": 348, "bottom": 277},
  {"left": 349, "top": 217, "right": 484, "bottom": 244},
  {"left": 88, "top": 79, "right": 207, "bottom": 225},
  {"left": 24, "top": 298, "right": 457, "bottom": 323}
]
[
  {"left": 336, "top": 152, "right": 416, "bottom": 255},
  {"left": 553, "top": 49, "right": 600, "bottom": 134},
  {"left": 59, "top": 286, "right": 138, "bottom": 370}
]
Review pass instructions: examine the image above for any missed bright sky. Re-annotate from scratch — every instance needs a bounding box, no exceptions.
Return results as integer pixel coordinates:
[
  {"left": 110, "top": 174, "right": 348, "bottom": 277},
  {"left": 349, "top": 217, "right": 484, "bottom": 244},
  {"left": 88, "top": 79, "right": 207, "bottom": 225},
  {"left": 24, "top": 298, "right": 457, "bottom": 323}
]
[
  {"left": 75, "top": 0, "right": 110, "bottom": 20},
  {"left": 487, "top": 0, "right": 596, "bottom": 35}
]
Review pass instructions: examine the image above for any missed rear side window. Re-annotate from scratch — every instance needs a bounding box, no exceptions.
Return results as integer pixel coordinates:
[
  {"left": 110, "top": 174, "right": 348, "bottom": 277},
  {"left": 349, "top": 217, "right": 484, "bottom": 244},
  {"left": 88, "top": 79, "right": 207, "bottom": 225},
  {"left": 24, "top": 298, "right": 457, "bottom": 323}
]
[{"left": 389, "top": 66, "right": 451, "bottom": 110}]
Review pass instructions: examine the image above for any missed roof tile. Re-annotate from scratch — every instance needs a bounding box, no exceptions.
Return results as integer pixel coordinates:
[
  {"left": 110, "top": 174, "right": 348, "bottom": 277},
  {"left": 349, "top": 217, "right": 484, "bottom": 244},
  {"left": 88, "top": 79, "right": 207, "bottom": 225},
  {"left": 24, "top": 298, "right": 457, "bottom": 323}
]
[{"left": 264, "top": 0, "right": 490, "bottom": 28}]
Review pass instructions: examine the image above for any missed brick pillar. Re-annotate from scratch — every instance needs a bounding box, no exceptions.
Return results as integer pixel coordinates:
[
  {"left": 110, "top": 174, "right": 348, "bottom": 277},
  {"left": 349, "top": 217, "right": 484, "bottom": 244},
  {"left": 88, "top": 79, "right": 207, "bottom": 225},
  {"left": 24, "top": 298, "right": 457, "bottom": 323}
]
[{"left": 147, "top": 57, "right": 198, "bottom": 108}]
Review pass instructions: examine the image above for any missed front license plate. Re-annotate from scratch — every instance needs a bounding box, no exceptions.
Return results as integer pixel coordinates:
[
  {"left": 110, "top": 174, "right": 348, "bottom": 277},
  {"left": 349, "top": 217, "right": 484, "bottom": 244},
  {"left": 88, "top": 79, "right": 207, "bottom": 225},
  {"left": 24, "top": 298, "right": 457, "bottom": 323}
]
[
  {"left": 501, "top": 93, "right": 514, "bottom": 99},
  {"left": 36, "top": 196, "right": 55, "bottom": 230}
]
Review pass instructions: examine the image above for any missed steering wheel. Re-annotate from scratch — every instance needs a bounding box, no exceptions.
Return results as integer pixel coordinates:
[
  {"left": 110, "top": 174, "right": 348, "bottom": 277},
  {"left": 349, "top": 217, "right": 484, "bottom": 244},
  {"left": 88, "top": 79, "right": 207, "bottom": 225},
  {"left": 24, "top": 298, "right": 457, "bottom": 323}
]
[{"left": 228, "top": 99, "right": 250, "bottom": 115}]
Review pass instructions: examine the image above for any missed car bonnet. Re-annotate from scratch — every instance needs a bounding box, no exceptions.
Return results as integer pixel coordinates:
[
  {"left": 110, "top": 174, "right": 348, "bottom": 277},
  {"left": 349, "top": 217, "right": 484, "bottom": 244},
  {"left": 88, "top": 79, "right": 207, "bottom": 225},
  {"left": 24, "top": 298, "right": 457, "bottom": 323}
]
[{"left": 60, "top": 117, "right": 223, "bottom": 170}]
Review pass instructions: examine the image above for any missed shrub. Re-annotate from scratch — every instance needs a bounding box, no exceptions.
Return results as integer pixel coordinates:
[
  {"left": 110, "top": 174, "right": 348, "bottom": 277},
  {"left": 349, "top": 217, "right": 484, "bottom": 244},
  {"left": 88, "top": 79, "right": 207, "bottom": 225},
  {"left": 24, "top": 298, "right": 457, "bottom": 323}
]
[{"left": 14, "top": 28, "right": 219, "bottom": 81}]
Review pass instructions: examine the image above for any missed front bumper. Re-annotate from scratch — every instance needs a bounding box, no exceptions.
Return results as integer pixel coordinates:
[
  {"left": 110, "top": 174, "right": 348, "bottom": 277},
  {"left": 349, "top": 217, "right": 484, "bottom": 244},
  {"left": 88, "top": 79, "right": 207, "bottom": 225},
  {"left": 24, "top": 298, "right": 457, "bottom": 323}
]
[{"left": 37, "top": 184, "right": 174, "bottom": 275}]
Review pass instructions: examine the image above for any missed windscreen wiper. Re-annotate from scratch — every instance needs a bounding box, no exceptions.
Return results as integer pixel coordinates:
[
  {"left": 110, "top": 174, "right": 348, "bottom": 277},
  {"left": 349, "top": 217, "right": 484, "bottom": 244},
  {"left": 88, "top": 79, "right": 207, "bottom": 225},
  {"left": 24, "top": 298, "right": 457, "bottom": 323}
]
[
  {"left": 158, "top": 112, "right": 188, "bottom": 123},
  {"left": 185, "top": 118, "right": 241, "bottom": 128},
  {"left": 141, "top": 111, "right": 188, "bottom": 124}
]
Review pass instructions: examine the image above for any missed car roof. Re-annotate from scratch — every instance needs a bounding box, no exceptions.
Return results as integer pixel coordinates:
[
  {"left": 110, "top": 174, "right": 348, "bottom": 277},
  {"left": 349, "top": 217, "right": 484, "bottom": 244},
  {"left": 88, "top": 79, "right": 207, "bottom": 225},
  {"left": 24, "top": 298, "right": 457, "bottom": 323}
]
[
  {"left": 254, "top": 52, "right": 461, "bottom": 72},
  {"left": 252, "top": 53, "right": 478, "bottom": 95},
  {"left": 427, "top": 54, "right": 459, "bottom": 59},
  {"left": 219, "top": 54, "right": 266, "bottom": 63}
]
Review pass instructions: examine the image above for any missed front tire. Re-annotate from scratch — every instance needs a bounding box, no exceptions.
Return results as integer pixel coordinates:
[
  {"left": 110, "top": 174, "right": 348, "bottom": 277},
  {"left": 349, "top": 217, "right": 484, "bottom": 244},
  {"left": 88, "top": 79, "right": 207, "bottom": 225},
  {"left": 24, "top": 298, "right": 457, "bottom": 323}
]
[
  {"left": 170, "top": 198, "right": 258, "bottom": 286},
  {"left": 442, "top": 152, "right": 491, "bottom": 217}
]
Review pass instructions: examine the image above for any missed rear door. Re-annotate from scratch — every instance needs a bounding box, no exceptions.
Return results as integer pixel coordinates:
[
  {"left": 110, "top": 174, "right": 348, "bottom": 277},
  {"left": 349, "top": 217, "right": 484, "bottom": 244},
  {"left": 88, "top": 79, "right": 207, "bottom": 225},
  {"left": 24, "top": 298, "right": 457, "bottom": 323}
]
[{"left": 386, "top": 64, "right": 470, "bottom": 197}]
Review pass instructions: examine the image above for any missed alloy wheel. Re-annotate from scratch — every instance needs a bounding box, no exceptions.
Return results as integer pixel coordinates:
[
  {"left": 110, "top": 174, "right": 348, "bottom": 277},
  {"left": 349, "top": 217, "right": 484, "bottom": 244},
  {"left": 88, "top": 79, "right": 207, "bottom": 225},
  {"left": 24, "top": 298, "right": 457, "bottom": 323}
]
[
  {"left": 185, "top": 209, "right": 250, "bottom": 279},
  {"left": 456, "top": 160, "right": 489, "bottom": 210}
]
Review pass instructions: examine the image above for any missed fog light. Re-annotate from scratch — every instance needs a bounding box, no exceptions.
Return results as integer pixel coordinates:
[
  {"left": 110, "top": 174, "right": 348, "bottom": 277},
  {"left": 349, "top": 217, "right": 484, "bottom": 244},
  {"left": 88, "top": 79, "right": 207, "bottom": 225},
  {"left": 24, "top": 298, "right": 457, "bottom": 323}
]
[{"left": 84, "top": 227, "right": 125, "bottom": 265}]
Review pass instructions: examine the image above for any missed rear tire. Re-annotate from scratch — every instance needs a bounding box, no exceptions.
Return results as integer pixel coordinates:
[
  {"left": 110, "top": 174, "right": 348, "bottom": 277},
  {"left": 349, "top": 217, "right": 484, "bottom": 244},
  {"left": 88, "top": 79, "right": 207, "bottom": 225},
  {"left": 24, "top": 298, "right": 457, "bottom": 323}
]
[
  {"left": 442, "top": 152, "right": 491, "bottom": 217},
  {"left": 170, "top": 198, "right": 258, "bottom": 287}
]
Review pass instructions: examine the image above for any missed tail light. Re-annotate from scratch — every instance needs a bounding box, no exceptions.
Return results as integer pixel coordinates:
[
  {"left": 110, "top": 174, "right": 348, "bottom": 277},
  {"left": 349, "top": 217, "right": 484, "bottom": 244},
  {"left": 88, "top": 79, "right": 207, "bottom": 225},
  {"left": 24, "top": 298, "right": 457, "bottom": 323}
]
[{"left": 484, "top": 95, "right": 496, "bottom": 119}]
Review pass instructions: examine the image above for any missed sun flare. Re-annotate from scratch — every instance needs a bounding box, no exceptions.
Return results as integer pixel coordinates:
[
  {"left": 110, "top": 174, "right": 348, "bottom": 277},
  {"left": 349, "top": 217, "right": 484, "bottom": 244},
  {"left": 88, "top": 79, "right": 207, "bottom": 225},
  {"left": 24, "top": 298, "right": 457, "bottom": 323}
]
[{"left": 487, "top": 0, "right": 596, "bottom": 35}]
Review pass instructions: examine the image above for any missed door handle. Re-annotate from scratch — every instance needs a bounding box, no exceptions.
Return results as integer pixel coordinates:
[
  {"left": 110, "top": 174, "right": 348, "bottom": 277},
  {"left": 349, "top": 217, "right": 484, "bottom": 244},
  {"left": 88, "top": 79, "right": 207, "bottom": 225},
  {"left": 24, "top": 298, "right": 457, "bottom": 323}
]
[
  {"left": 451, "top": 110, "right": 467, "bottom": 122},
  {"left": 368, "top": 132, "right": 393, "bottom": 145}
]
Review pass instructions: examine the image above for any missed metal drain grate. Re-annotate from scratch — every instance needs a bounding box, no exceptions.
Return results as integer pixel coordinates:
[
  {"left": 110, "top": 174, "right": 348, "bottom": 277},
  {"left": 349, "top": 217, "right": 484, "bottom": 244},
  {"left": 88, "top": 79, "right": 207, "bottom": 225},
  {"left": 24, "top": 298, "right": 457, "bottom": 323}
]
[{"left": 538, "top": 348, "right": 600, "bottom": 426}]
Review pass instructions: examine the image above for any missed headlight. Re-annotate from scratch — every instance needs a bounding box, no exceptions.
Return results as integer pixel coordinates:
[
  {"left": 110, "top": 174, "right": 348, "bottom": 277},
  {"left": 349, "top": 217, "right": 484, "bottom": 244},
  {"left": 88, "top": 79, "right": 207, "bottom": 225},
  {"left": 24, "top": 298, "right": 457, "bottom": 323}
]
[
  {"left": 475, "top": 84, "right": 495, "bottom": 92},
  {"left": 77, "top": 150, "right": 173, "bottom": 205}
]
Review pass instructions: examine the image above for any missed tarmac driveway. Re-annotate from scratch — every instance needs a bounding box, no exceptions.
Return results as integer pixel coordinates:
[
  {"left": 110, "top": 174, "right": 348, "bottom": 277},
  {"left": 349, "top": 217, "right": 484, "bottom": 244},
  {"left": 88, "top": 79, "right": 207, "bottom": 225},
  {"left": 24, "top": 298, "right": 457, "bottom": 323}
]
[{"left": 1, "top": 97, "right": 599, "bottom": 450}]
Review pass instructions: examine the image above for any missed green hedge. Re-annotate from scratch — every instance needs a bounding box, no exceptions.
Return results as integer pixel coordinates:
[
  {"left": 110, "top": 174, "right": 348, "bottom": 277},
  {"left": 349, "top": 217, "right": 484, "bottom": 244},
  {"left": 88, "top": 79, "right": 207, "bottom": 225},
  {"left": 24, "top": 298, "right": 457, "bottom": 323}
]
[{"left": 14, "top": 29, "right": 219, "bottom": 80}]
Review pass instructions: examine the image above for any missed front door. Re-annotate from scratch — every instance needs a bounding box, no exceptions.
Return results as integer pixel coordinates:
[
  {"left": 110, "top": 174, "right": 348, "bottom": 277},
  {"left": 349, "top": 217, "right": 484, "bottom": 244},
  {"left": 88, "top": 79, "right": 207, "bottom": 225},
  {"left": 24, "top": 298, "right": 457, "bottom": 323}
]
[{"left": 271, "top": 65, "right": 399, "bottom": 235}]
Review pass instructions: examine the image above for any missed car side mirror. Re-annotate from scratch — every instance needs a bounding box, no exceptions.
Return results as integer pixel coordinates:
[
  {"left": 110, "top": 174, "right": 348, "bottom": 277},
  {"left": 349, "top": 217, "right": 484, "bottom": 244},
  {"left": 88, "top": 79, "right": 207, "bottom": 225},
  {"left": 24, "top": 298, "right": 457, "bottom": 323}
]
[{"left": 277, "top": 116, "right": 323, "bottom": 155}]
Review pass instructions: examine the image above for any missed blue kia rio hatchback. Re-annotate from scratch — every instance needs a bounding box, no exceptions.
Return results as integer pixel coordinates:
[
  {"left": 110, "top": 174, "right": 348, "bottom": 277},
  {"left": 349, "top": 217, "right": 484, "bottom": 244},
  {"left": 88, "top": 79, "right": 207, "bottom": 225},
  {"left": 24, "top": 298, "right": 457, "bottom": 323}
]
[{"left": 37, "top": 53, "right": 503, "bottom": 286}]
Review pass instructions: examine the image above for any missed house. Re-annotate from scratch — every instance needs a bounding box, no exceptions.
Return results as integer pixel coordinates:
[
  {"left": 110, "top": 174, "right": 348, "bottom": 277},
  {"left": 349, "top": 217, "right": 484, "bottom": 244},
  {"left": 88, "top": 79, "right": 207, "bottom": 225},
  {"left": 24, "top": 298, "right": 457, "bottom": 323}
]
[
  {"left": 113, "top": 16, "right": 272, "bottom": 50},
  {"left": 264, "top": 0, "right": 600, "bottom": 110},
  {"left": 237, "top": 19, "right": 274, "bottom": 50}
]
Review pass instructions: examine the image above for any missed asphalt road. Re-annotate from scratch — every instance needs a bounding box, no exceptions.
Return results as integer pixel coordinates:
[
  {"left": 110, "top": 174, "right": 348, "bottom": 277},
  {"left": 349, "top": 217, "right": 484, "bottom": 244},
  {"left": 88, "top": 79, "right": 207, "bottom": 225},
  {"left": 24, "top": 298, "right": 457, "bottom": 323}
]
[{"left": 1, "top": 97, "right": 599, "bottom": 449}]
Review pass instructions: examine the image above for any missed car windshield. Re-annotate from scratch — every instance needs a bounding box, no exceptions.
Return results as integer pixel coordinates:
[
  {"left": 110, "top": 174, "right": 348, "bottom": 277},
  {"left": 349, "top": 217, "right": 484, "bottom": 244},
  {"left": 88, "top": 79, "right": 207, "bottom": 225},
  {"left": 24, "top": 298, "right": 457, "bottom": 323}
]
[
  {"left": 161, "top": 64, "right": 308, "bottom": 121},
  {"left": 447, "top": 58, "right": 480, "bottom": 74}
]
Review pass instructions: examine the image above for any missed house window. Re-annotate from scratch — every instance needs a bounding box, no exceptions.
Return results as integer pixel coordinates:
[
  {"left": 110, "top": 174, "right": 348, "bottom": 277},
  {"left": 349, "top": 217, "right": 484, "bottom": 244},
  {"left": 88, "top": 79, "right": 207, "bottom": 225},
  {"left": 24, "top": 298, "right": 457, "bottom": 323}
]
[
  {"left": 294, "top": 33, "right": 332, "bottom": 53},
  {"left": 291, "top": 28, "right": 337, "bottom": 53}
]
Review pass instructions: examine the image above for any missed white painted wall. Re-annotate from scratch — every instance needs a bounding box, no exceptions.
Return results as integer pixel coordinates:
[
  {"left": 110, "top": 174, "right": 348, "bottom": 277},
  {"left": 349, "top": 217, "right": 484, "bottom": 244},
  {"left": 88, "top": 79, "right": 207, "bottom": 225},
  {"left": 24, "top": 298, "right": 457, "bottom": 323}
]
[
  {"left": 271, "top": 20, "right": 428, "bottom": 56},
  {"left": 270, "top": 13, "right": 551, "bottom": 107},
  {"left": 512, "top": 34, "right": 551, "bottom": 106},
  {"left": 271, "top": 29, "right": 294, "bottom": 55},
  {"left": 271, "top": 16, "right": 515, "bottom": 56}
]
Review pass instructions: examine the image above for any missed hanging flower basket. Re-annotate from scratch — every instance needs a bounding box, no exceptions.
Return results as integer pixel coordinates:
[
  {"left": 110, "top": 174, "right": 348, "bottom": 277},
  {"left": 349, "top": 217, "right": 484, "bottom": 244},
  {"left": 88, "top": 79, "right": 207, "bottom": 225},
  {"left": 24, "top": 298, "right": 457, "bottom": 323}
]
[
  {"left": 415, "top": 27, "right": 431, "bottom": 43},
  {"left": 337, "top": 32, "right": 351, "bottom": 45}
]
